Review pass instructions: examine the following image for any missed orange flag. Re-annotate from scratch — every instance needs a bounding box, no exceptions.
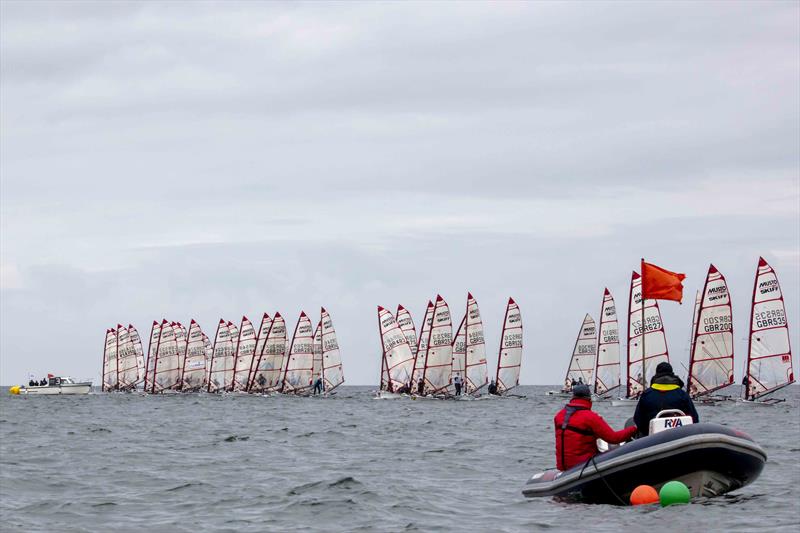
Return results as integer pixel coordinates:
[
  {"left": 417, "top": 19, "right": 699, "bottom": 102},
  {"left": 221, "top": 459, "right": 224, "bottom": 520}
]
[{"left": 641, "top": 259, "right": 686, "bottom": 303}]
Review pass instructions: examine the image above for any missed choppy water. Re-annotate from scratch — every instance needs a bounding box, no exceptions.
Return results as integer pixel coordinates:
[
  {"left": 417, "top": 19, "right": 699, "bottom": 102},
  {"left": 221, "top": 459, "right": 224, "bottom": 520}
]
[{"left": 1, "top": 385, "right": 798, "bottom": 532}]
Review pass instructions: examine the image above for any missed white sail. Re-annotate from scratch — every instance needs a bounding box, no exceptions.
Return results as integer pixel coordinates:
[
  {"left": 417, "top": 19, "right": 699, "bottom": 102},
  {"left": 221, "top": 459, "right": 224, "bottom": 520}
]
[
  {"left": 181, "top": 319, "right": 208, "bottom": 391},
  {"left": 247, "top": 313, "right": 273, "bottom": 391},
  {"left": 228, "top": 321, "right": 240, "bottom": 361},
  {"left": 745, "top": 257, "right": 795, "bottom": 400},
  {"left": 687, "top": 265, "right": 734, "bottom": 398},
  {"left": 251, "top": 313, "right": 286, "bottom": 392},
  {"left": 594, "top": 289, "right": 621, "bottom": 396},
  {"left": 410, "top": 301, "right": 434, "bottom": 391},
  {"left": 464, "top": 293, "right": 488, "bottom": 394},
  {"left": 231, "top": 316, "right": 257, "bottom": 392},
  {"left": 451, "top": 315, "right": 466, "bottom": 386},
  {"left": 626, "top": 271, "right": 670, "bottom": 398},
  {"left": 282, "top": 312, "right": 315, "bottom": 393},
  {"left": 377, "top": 306, "right": 415, "bottom": 391},
  {"left": 102, "top": 329, "right": 118, "bottom": 391},
  {"left": 321, "top": 307, "right": 344, "bottom": 391},
  {"left": 128, "top": 325, "right": 146, "bottom": 386},
  {"left": 116, "top": 323, "right": 139, "bottom": 390},
  {"left": 173, "top": 322, "right": 187, "bottom": 381},
  {"left": 208, "top": 319, "right": 234, "bottom": 392},
  {"left": 495, "top": 297, "right": 523, "bottom": 394},
  {"left": 565, "top": 314, "right": 597, "bottom": 387},
  {"left": 419, "top": 295, "right": 453, "bottom": 394},
  {"left": 151, "top": 320, "right": 181, "bottom": 392},
  {"left": 396, "top": 305, "right": 418, "bottom": 359},
  {"left": 312, "top": 320, "right": 323, "bottom": 382},
  {"left": 144, "top": 321, "right": 162, "bottom": 393}
]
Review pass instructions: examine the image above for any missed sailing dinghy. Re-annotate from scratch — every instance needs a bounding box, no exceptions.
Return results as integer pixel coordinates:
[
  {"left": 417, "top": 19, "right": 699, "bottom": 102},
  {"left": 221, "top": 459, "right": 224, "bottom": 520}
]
[
  {"left": 451, "top": 315, "right": 466, "bottom": 394},
  {"left": 549, "top": 314, "right": 597, "bottom": 396},
  {"left": 409, "top": 301, "right": 434, "bottom": 394},
  {"left": 180, "top": 319, "right": 208, "bottom": 391},
  {"left": 102, "top": 328, "right": 118, "bottom": 392},
  {"left": 246, "top": 313, "right": 273, "bottom": 391},
  {"left": 207, "top": 319, "right": 234, "bottom": 392},
  {"left": 282, "top": 312, "right": 315, "bottom": 394},
  {"left": 594, "top": 289, "right": 621, "bottom": 399},
  {"left": 231, "top": 316, "right": 257, "bottom": 392},
  {"left": 416, "top": 295, "right": 453, "bottom": 396},
  {"left": 376, "top": 306, "right": 416, "bottom": 397},
  {"left": 128, "top": 325, "right": 146, "bottom": 388},
  {"left": 116, "top": 324, "right": 139, "bottom": 391},
  {"left": 687, "top": 265, "right": 734, "bottom": 399},
  {"left": 743, "top": 257, "right": 795, "bottom": 404},
  {"left": 463, "top": 293, "right": 489, "bottom": 395},
  {"left": 250, "top": 313, "right": 286, "bottom": 393},
  {"left": 147, "top": 320, "right": 181, "bottom": 393},
  {"left": 494, "top": 298, "right": 523, "bottom": 395},
  {"left": 320, "top": 308, "right": 345, "bottom": 393}
]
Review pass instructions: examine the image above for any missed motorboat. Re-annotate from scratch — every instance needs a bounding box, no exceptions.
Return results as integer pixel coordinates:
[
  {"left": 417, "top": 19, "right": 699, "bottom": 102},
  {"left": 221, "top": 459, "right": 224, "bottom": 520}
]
[
  {"left": 10, "top": 376, "right": 92, "bottom": 395},
  {"left": 522, "top": 411, "right": 766, "bottom": 504}
]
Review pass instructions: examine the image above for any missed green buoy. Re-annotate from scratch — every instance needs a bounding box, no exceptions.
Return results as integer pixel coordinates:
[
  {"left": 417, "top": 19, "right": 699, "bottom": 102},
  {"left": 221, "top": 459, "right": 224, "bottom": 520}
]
[{"left": 659, "top": 481, "right": 691, "bottom": 507}]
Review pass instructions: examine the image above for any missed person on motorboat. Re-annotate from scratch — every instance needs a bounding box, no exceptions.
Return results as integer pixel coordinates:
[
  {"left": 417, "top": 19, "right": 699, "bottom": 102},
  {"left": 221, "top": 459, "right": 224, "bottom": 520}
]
[
  {"left": 28, "top": 379, "right": 35, "bottom": 387},
  {"left": 488, "top": 379, "right": 498, "bottom": 395},
  {"left": 453, "top": 374, "right": 462, "bottom": 396},
  {"left": 40, "top": 378, "right": 47, "bottom": 386},
  {"left": 633, "top": 362, "right": 699, "bottom": 436},
  {"left": 554, "top": 384, "right": 637, "bottom": 471}
]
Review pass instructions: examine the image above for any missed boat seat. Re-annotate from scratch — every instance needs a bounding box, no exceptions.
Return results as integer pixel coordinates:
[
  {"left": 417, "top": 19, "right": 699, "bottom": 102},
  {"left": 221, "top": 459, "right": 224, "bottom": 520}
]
[{"left": 649, "top": 409, "right": 693, "bottom": 435}]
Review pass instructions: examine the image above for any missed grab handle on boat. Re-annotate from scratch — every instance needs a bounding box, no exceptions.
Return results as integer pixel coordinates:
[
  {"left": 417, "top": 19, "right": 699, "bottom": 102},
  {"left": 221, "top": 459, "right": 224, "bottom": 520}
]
[{"left": 654, "top": 409, "right": 686, "bottom": 418}]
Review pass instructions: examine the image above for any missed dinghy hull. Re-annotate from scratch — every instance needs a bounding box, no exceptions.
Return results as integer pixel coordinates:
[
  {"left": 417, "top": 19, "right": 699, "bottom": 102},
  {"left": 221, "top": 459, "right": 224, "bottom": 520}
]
[{"left": 522, "top": 423, "right": 766, "bottom": 504}]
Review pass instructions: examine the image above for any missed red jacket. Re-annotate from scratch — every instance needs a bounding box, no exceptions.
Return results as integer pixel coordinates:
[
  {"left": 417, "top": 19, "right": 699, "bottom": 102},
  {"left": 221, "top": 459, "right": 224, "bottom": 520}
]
[{"left": 554, "top": 398, "right": 637, "bottom": 471}]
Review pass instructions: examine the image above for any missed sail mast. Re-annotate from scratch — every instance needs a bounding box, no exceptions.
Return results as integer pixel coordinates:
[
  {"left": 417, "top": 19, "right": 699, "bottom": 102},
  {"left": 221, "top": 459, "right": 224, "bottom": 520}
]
[
  {"left": 101, "top": 329, "right": 110, "bottom": 392},
  {"left": 114, "top": 324, "right": 121, "bottom": 391},
  {"left": 150, "top": 319, "right": 166, "bottom": 393},
  {"left": 206, "top": 319, "right": 224, "bottom": 392}
]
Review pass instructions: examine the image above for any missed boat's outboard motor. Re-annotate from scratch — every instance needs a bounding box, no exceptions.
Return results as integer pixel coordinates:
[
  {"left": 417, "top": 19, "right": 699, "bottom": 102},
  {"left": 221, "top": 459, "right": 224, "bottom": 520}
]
[{"left": 649, "top": 409, "right": 693, "bottom": 435}]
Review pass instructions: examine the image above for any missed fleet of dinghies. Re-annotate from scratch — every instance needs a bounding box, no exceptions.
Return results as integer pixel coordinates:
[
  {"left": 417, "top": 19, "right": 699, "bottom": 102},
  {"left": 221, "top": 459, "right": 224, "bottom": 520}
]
[
  {"left": 376, "top": 294, "right": 522, "bottom": 398},
  {"left": 101, "top": 308, "right": 344, "bottom": 395},
  {"left": 99, "top": 257, "right": 793, "bottom": 405},
  {"left": 554, "top": 257, "right": 794, "bottom": 405}
]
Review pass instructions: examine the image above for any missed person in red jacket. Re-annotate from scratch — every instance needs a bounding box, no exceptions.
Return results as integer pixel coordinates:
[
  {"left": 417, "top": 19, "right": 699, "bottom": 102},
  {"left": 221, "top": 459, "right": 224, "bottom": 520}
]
[{"left": 554, "top": 385, "right": 637, "bottom": 471}]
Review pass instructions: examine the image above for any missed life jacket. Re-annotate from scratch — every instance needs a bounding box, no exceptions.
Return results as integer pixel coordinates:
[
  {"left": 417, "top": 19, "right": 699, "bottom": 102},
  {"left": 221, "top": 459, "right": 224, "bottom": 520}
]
[{"left": 557, "top": 403, "right": 591, "bottom": 470}]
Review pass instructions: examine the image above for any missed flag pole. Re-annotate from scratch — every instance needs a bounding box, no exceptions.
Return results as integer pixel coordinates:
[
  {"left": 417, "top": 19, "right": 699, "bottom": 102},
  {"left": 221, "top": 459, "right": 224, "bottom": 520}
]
[{"left": 640, "top": 257, "right": 646, "bottom": 397}]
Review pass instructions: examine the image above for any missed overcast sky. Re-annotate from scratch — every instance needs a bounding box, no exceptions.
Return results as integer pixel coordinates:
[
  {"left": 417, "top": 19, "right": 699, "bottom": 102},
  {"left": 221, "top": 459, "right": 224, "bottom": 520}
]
[{"left": 1, "top": 1, "right": 798, "bottom": 386}]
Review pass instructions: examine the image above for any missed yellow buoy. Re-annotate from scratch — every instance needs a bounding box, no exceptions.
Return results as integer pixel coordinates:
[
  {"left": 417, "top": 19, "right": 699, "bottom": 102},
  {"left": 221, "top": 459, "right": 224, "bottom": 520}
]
[{"left": 9, "top": 385, "right": 21, "bottom": 395}]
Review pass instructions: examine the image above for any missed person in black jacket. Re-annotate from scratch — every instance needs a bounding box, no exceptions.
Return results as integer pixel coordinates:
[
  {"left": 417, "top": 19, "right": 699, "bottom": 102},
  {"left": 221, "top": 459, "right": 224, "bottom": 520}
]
[{"left": 633, "top": 362, "right": 699, "bottom": 436}]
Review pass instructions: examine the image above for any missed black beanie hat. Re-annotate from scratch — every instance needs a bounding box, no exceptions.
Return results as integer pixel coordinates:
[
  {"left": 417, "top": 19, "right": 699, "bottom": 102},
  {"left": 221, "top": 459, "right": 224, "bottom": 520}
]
[
  {"left": 655, "top": 362, "right": 673, "bottom": 375},
  {"left": 572, "top": 384, "right": 591, "bottom": 399}
]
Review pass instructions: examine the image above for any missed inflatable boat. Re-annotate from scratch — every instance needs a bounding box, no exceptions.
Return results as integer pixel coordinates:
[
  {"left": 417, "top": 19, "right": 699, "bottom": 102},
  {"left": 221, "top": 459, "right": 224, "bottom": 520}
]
[{"left": 522, "top": 422, "right": 766, "bottom": 504}]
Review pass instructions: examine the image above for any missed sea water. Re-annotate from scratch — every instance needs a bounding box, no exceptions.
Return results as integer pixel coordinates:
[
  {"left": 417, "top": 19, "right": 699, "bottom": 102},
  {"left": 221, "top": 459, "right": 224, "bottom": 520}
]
[{"left": 1, "top": 386, "right": 798, "bottom": 532}]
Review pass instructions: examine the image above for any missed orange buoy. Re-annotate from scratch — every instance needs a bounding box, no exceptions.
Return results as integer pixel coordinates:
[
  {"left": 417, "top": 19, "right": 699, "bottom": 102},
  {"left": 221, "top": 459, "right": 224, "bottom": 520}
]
[{"left": 630, "top": 485, "right": 659, "bottom": 506}]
